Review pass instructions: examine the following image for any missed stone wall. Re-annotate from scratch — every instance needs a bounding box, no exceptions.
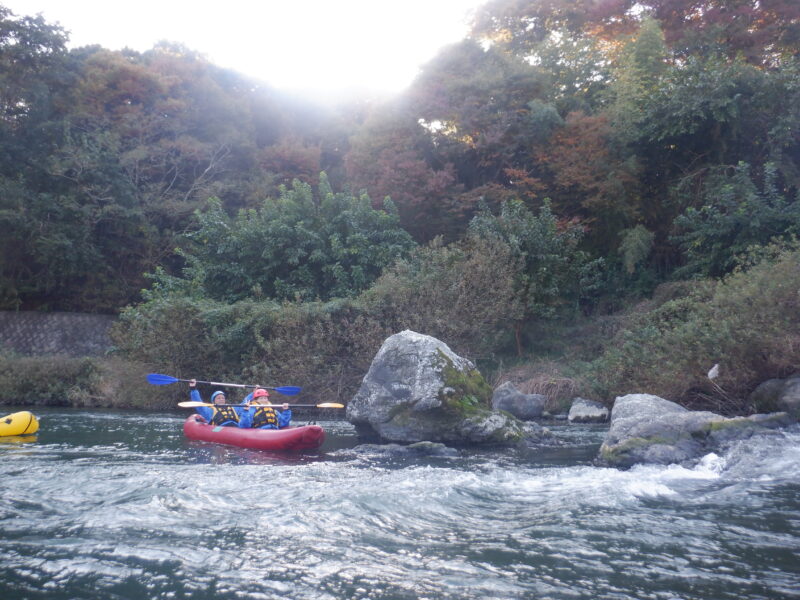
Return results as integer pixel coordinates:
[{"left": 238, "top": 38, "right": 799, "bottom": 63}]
[{"left": 0, "top": 311, "right": 116, "bottom": 357}]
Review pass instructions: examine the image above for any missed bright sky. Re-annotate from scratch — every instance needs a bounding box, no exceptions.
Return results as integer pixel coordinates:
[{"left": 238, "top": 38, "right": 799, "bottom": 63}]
[{"left": 7, "top": 0, "right": 486, "bottom": 100}]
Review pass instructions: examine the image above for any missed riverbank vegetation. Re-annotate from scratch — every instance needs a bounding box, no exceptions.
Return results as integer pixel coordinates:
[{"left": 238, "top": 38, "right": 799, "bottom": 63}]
[{"left": 2, "top": 2, "right": 799, "bottom": 413}]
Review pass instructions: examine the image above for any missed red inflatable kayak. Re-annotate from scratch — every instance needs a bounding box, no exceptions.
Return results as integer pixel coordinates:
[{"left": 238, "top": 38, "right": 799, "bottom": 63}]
[{"left": 183, "top": 416, "right": 325, "bottom": 451}]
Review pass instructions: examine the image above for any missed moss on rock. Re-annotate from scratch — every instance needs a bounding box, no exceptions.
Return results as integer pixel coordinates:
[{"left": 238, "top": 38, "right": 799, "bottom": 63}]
[
  {"left": 600, "top": 435, "right": 673, "bottom": 464},
  {"left": 435, "top": 349, "right": 492, "bottom": 416}
]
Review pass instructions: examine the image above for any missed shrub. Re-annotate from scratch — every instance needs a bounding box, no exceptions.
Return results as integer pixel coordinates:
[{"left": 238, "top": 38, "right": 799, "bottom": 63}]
[
  {"left": 361, "top": 235, "right": 521, "bottom": 360},
  {"left": 0, "top": 354, "right": 102, "bottom": 406},
  {"left": 149, "top": 174, "right": 416, "bottom": 304},
  {"left": 468, "top": 199, "right": 604, "bottom": 354},
  {"left": 585, "top": 243, "right": 800, "bottom": 412}
]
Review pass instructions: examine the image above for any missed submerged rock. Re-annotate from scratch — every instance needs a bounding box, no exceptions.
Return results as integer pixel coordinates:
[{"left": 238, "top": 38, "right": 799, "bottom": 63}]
[
  {"left": 599, "top": 393, "right": 795, "bottom": 468},
  {"left": 349, "top": 441, "right": 460, "bottom": 458},
  {"left": 568, "top": 398, "right": 609, "bottom": 423},
  {"left": 491, "top": 381, "right": 546, "bottom": 420},
  {"left": 347, "top": 330, "right": 541, "bottom": 445}
]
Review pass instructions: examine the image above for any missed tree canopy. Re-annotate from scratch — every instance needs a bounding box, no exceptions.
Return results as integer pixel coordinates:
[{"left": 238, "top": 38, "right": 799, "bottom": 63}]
[{"left": 1, "top": 0, "right": 799, "bottom": 326}]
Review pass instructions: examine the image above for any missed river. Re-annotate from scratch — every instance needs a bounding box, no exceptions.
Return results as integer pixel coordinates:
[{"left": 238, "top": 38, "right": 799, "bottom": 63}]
[{"left": 1, "top": 407, "right": 799, "bottom": 600}]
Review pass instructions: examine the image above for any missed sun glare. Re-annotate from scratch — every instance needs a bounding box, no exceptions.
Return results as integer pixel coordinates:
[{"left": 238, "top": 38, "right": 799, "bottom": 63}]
[{"left": 5, "top": 0, "right": 485, "bottom": 98}]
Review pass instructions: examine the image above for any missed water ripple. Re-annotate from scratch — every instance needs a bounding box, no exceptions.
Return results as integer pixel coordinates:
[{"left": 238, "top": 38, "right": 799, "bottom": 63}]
[{"left": 1, "top": 410, "right": 798, "bottom": 599}]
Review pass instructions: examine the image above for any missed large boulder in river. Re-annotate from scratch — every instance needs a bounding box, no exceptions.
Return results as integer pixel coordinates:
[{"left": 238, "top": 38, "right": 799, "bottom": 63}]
[
  {"left": 599, "top": 393, "right": 795, "bottom": 468},
  {"left": 347, "top": 330, "right": 535, "bottom": 445},
  {"left": 491, "top": 381, "right": 545, "bottom": 420}
]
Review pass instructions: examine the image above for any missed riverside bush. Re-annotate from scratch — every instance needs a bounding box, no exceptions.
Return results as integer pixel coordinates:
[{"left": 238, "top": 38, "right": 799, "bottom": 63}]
[
  {"left": 0, "top": 354, "right": 173, "bottom": 408},
  {"left": 362, "top": 235, "right": 520, "bottom": 359},
  {"left": 0, "top": 354, "right": 102, "bottom": 406},
  {"left": 586, "top": 245, "right": 800, "bottom": 411},
  {"left": 114, "top": 297, "right": 390, "bottom": 403}
]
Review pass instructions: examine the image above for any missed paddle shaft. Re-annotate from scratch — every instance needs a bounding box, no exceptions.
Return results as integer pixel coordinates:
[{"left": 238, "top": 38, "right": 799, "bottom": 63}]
[
  {"left": 185, "top": 378, "right": 253, "bottom": 389},
  {"left": 147, "top": 373, "right": 301, "bottom": 395},
  {"left": 178, "top": 401, "right": 344, "bottom": 409}
]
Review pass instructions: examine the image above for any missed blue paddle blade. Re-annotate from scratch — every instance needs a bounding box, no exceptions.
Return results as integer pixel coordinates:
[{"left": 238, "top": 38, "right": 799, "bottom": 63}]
[
  {"left": 146, "top": 373, "right": 180, "bottom": 385},
  {"left": 273, "top": 386, "right": 302, "bottom": 396}
]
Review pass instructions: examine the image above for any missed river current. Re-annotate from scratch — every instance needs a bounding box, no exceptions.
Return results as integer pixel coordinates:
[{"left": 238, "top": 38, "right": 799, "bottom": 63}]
[{"left": 1, "top": 407, "right": 798, "bottom": 600}]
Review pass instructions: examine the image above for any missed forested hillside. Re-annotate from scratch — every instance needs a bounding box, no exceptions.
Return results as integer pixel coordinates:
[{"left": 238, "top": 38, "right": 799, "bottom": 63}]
[{"left": 2, "top": 1, "right": 799, "bottom": 407}]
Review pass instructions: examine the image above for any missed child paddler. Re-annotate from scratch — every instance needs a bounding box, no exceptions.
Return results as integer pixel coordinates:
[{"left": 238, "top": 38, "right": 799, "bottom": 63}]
[{"left": 239, "top": 388, "right": 292, "bottom": 429}]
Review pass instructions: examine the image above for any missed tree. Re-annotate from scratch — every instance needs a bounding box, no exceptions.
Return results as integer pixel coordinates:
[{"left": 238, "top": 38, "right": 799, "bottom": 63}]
[
  {"left": 605, "top": 17, "right": 669, "bottom": 144},
  {"left": 362, "top": 235, "right": 522, "bottom": 359},
  {"left": 258, "top": 137, "right": 321, "bottom": 189},
  {"left": 538, "top": 111, "right": 640, "bottom": 254},
  {"left": 672, "top": 162, "right": 800, "bottom": 278},
  {"left": 470, "top": 0, "right": 638, "bottom": 55},
  {"left": 347, "top": 40, "right": 556, "bottom": 243},
  {"left": 468, "top": 199, "right": 603, "bottom": 354},
  {"left": 409, "top": 40, "right": 547, "bottom": 187},
  {"left": 0, "top": 5, "right": 68, "bottom": 127},
  {"left": 149, "top": 174, "right": 417, "bottom": 303},
  {"left": 345, "top": 101, "right": 460, "bottom": 241},
  {"left": 471, "top": 0, "right": 800, "bottom": 67}
]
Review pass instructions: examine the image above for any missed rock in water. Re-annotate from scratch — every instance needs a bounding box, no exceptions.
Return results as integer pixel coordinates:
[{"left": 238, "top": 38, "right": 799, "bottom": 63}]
[
  {"left": 568, "top": 398, "right": 609, "bottom": 423},
  {"left": 599, "top": 393, "right": 795, "bottom": 467},
  {"left": 491, "top": 381, "right": 545, "bottom": 420},
  {"left": 346, "top": 330, "right": 530, "bottom": 445}
]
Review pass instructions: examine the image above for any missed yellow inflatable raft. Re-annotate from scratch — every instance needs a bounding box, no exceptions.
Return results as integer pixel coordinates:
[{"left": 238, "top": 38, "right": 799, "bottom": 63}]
[{"left": 0, "top": 411, "right": 39, "bottom": 436}]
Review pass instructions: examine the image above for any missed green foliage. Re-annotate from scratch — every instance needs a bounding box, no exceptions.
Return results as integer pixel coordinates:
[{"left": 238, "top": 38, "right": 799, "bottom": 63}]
[
  {"left": 362, "top": 235, "right": 522, "bottom": 358},
  {"left": 606, "top": 17, "right": 669, "bottom": 144},
  {"left": 348, "top": 37, "right": 551, "bottom": 240},
  {"left": 149, "top": 174, "right": 416, "bottom": 303},
  {"left": 0, "top": 352, "right": 181, "bottom": 408},
  {"left": 526, "top": 99, "right": 564, "bottom": 143},
  {"left": 4, "top": 3, "right": 800, "bottom": 317},
  {"left": 345, "top": 101, "right": 460, "bottom": 242},
  {"left": 531, "top": 29, "right": 611, "bottom": 114},
  {"left": 0, "top": 6, "right": 68, "bottom": 125},
  {"left": 619, "top": 225, "right": 655, "bottom": 275},
  {"left": 0, "top": 8, "right": 359, "bottom": 312},
  {"left": 469, "top": 199, "right": 603, "bottom": 322},
  {"left": 5, "top": 2, "right": 800, "bottom": 416},
  {"left": 437, "top": 350, "right": 493, "bottom": 412},
  {"left": 606, "top": 50, "right": 799, "bottom": 280},
  {"left": 0, "top": 177, "right": 138, "bottom": 311},
  {"left": 585, "top": 243, "right": 800, "bottom": 409},
  {"left": 0, "top": 354, "right": 102, "bottom": 406},
  {"left": 472, "top": 1, "right": 800, "bottom": 68},
  {"left": 113, "top": 294, "right": 388, "bottom": 403},
  {"left": 640, "top": 54, "right": 764, "bottom": 150},
  {"left": 113, "top": 233, "right": 525, "bottom": 402},
  {"left": 672, "top": 162, "right": 800, "bottom": 278}
]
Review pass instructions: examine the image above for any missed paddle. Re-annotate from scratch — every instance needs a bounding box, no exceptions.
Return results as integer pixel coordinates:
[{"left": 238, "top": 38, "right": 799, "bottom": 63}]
[
  {"left": 178, "top": 401, "right": 344, "bottom": 409},
  {"left": 146, "top": 373, "right": 301, "bottom": 396}
]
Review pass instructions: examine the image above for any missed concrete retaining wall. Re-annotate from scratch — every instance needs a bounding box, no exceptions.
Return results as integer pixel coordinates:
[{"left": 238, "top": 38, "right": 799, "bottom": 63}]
[{"left": 0, "top": 311, "right": 116, "bottom": 357}]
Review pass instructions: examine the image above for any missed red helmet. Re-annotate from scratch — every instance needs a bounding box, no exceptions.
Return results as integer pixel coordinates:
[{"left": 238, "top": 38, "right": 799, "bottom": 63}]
[{"left": 252, "top": 388, "right": 270, "bottom": 400}]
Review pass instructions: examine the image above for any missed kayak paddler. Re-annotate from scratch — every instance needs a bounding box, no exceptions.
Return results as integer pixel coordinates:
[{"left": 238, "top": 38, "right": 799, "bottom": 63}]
[
  {"left": 188, "top": 379, "right": 242, "bottom": 426},
  {"left": 239, "top": 388, "right": 292, "bottom": 429}
]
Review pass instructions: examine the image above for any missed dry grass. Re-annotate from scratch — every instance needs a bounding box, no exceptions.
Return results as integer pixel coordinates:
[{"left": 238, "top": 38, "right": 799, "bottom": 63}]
[{"left": 493, "top": 360, "right": 587, "bottom": 413}]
